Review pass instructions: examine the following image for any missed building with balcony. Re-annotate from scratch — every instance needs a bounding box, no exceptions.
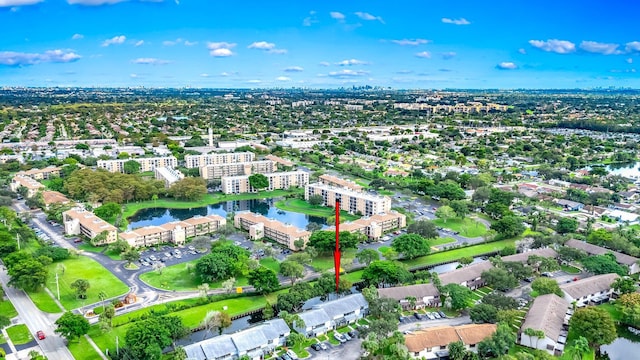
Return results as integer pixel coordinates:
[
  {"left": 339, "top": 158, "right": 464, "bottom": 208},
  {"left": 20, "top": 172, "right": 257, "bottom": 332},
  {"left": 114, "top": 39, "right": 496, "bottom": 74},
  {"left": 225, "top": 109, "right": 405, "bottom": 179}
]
[
  {"left": 199, "top": 160, "right": 276, "bottom": 180},
  {"left": 326, "top": 211, "right": 406, "bottom": 240},
  {"left": 62, "top": 208, "right": 118, "bottom": 245},
  {"left": 318, "top": 174, "right": 363, "bottom": 192},
  {"left": 305, "top": 183, "right": 391, "bottom": 216},
  {"left": 184, "top": 152, "right": 255, "bottom": 168},
  {"left": 221, "top": 171, "right": 309, "bottom": 194},
  {"left": 10, "top": 175, "right": 44, "bottom": 198},
  {"left": 234, "top": 212, "right": 310, "bottom": 250},
  {"left": 97, "top": 156, "right": 178, "bottom": 173},
  {"left": 119, "top": 214, "right": 226, "bottom": 248},
  {"left": 154, "top": 166, "right": 185, "bottom": 188},
  {"left": 19, "top": 166, "right": 61, "bottom": 180}
]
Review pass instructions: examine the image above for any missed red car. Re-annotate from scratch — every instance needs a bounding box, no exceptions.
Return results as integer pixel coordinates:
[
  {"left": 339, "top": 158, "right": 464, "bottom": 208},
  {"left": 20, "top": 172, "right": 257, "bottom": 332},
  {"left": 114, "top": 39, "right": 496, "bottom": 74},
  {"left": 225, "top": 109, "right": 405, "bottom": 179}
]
[{"left": 36, "top": 331, "right": 45, "bottom": 340}]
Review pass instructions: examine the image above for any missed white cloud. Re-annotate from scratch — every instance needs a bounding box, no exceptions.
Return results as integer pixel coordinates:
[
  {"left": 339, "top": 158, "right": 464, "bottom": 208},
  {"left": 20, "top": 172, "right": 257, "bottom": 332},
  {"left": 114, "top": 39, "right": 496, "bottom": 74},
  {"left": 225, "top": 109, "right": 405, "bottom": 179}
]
[
  {"left": 184, "top": 40, "right": 198, "bottom": 46},
  {"left": 391, "top": 39, "right": 429, "bottom": 46},
  {"left": 442, "top": 17, "right": 470, "bottom": 25},
  {"left": 132, "top": 58, "right": 170, "bottom": 65},
  {"left": 163, "top": 38, "right": 183, "bottom": 46},
  {"left": 0, "top": 0, "right": 43, "bottom": 7},
  {"left": 200, "top": 73, "right": 209, "bottom": 77},
  {"left": 135, "top": 40, "right": 144, "bottom": 47},
  {"left": 336, "top": 59, "right": 368, "bottom": 66},
  {"left": 626, "top": 41, "right": 640, "bottom": 53},
  {"left": 207, "top": 42, "right": 236, "bottom": 57},
  {"left": 441, "top": 52, "right": 456, "bottom": 59},
  {"left": 130, "top": 73, "right": 138, "bottom": 78},
  {"left": 579, "top": 41, "right": 621, "bottom": 55},
  {"left": 248, "top": 41, "right": 275, "bottom": 50},
  {"left": 101, "top": 35, "right": 126, "bottom": 47},
  {"left": 355, "top": 11, "right": 384, "bottom": 23},
  {"left": 330, "top": 11, "right": 345, "bottom": 21},
  {"left": 518, "top": 48, "right": 527, "bottom": 54},
  {"left": 284, "top": 66, "right": 304, "bottom": 72},
  {"left": 68, "top": 0, "right": 128, "bottom": 5},
  {"left": 268, "top": 49, "right": 287, "bottom": 54},
  {"left": 627, "top": 58, "right": 634, "bottom": 64},
  {"left": 276, "top": 76, "right": 291, "bottom": 81},
  {"left": 328, "top": 69, "right": 369, "bottom": 78},
  {"left": 319, "top": 61, "right": 330, "bottom": 67},
  {"left": 71, "top": 33, "right": 84, "bottom": 40},
  {"left": 303, "top": 10, "right": 318, "bottom": 26},
  {"left": 529, "top": 39, "right": 576, "bottom": 54},
  {"left": 415, "top": 51, "right": 431, "bottom": 58},
  {"left": 0, "top": 49, "right": 81, "bottom": 66},
  {"left": 496, "top": 61, "right": 517, "bottom": 70},
  {"left": 247, "top": 79, "right": 262, "bottom": 83}
]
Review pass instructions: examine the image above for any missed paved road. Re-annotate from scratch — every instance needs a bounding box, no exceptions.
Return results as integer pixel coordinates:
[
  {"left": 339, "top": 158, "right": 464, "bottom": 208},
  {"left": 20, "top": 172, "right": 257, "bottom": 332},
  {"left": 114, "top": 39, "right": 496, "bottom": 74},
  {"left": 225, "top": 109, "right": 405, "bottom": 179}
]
[{"left": 0, "top": 268, "right": 74, "bottom": 360}]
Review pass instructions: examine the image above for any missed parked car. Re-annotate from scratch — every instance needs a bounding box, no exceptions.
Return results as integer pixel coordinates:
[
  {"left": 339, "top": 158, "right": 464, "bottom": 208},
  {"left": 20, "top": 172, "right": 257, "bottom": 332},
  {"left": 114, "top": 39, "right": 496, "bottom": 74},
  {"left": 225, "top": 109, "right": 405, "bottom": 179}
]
[
  {"left": 426, "top": 312, "right": 435, "bottom": 320},
  {"left": 433, "top": 312, "right": 441, "bottom": 319},
  {"left": 343, "top": 333, "right": 352, "bottom": 341},
  {"left": 36, "top": 330, "right": 45, "bottom": 340},
  {"left": 286, "top": 350, "right": 299, "bottom": 359},
  {"left": 73, "top": 238, "right": 83, "bottom": 243},
  {"left": 334, "top": 333, "right": 346, "bottom": 343},
  {"left": 438, "top": 311, "right": 446, "bottom": 318},
  {"left": 319, "top": 342, "right": 328, "bottom": 350},
  {"left": 413, "top": 312, "right": 421, "bottom": 320},
  {"left": 348, "top": 330, "right": 357, "bottom": 338},
  {"left": 310, "top": 343, "right": 321, "bottom": 351}
]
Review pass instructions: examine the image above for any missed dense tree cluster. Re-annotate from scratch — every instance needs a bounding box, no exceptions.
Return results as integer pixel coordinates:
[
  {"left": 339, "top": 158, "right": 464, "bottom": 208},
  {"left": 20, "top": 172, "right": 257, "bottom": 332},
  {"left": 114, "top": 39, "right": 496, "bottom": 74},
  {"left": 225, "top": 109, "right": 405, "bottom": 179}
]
[{"left": 64, "top": 169, "right": 165, "bottom": 203}]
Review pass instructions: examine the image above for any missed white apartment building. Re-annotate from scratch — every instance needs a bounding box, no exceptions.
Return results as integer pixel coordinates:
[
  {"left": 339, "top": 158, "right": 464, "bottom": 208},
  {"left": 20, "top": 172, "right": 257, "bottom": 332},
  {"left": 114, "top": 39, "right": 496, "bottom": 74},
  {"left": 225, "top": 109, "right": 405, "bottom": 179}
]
[
  {"left": 97, "top": 156, "right": 178, "bottom": 173},
  {"left": 305, "top": 182, "right": 391, "bottom": 216},
  {"left": 221, "top": 171, "right": 309, "bottom": 194},
  {"left": 184, "top": 152, "right": 255, "bottom": 168},
  {"left": 154, "top": 167, "right": 185, "bottom": 188},
  {"left": 199, "top": 160, "right": 276, "bottom": 180}
]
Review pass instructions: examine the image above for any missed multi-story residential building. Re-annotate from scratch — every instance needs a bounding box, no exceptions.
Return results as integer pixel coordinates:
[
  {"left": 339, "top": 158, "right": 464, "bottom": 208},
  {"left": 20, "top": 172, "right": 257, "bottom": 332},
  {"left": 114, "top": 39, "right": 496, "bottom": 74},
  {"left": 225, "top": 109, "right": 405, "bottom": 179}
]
[
  {"left": 560, "top": 273, "right": 619, "bottom": 307},
  {"left": 184, "top": 152, "right": 255, "bottom": 168},
  {"left": 184, "top": 319, "right": 290, "bottom": 360},
  {"left": 199, "top": 160, "right": 276, "bottom": 180},
  {"left": 318, "top": 174, "right": 363, "bottom": 192},
  {"left": 19, "top": 166, "right": 61, "bottom": 180},
  {"left": 63, "top": 208, "right": 118, "bottom": 245},
  {"left": 326, "top": 211, "right": 406, "bottom": 240},
  {"left": 154, "top": 166, "right": 184, "bottom": 188},
  {"left": 10, "top": 175, "right": 45, "bottom": 197},
  {"left": 221, "top": 171, "right": 309, "bottom": 195},
  {"left": 565, "top": 239, "right": 639, "bottom": 274},
  {"left": 119, "top": 214, "right": 226, "bottom": 248},
  {"left": 234, "top": 212, "right": 311, "bottom": 250},
  {"left": 305, "top": 183, "right": 391, "bottom": 216},
  {"left": 42, "top": 191, "right": 71, "bottom": 210},
  {"left": 97, "top": 156, "right": 178, "bottom": 173},
  {"left": 405, "top": 324, "right": 497, "bottom": 359},
  {"left": 519, "top": 294, "right": 570, "bottom": 356},
  {"left": 295, "top": 294, "right": 368, "bottom": 337}
]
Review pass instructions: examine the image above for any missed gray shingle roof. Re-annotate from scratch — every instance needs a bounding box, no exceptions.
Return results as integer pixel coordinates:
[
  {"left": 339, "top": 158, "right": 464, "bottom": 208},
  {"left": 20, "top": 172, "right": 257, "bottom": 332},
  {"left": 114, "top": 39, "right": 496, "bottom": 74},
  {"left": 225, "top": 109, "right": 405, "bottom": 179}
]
[
  {"left": 501, "top": 248, "right": 558, "bottom": 263},
  {"left": 520, "top": 294, "right": 569, "bottom": 342},
  {"left": 566, "top": 239, "right": 638, "bottom": 266},
  {"left": 230, "top": 327, "right": 268, "bottom": 352},
  {"left": 439, "top": 261, "right": 493, "bottom": 286},
  {"left": 378, "top": 283, "right": 439, "bottom": 301},
  {"left": 299, "top": 308, "right": 331, "bottom": 328},
  {"left": 263, "top": 319, "right": 290, "bottom": 338},
  {"left": 315, "top": 294, "right": 368, "bottom": 319},
  {"left": 560, "top": 273, "right": 619, "bottom": 300},
  {"left": 184, "top": 343, "right": 207, "bottom": 360},
  {"left": 200, "top": 335, "right": 236, "bottom": 359}
]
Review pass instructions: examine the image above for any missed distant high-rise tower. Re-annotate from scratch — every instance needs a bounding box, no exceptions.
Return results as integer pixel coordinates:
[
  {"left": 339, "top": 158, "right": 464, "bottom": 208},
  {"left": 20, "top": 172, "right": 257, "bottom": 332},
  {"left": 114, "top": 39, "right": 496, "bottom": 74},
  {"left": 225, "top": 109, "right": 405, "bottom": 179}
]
[{"left": 208, "top": 127, "right": 214, "bottom": 147}]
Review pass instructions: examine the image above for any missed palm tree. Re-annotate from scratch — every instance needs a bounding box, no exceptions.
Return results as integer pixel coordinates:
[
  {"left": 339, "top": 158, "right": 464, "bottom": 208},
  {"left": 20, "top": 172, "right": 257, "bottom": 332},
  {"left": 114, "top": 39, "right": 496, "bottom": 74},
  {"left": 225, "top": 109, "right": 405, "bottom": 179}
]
[{"left": 98, "top": 291, "right": 107, "bottom": 311}]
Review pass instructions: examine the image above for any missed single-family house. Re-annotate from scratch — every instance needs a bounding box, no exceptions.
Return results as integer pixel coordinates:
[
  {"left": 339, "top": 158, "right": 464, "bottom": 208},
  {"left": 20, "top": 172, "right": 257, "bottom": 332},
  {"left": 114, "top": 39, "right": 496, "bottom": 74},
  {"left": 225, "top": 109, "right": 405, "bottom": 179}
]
[
  {"left": 555, "top": 199, "right": 584, "bottom": 212},
  {"left": 377, "top": 283, "right": 441, "bottom": 309},
  {"left": 604, "top": 209, "right": 640, "bottom": 225},
  {"left": 519, "top": 294, "right": 569, "bottom": 356},
  {"left": 560, "top": 273, "right": 619, "bottom": 307},
  {"left": 565, "top": 239, "right": 639, "bottom": 274},
  {"left": 405, "top": 324, "right": 497, "bottom": 359},
  {"left": 439, "top": 262, "right": 493, "bottom": 290}
]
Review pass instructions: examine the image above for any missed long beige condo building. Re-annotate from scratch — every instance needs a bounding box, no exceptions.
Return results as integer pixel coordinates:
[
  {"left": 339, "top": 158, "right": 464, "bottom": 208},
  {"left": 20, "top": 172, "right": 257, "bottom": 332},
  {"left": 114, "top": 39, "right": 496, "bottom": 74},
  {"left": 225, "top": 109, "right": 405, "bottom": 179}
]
[
  {"left": 185, "top": 152, "right": 255, "bottom": 168},
  {"left": 305, "top": 182, "right": 391, "bottom": 216},
  {"left": 63, "top": 208, "right": 118, "bottom": 245},
  {"left": 119, "top": 214, "right": 226, "bottom": 248},
  {"left": 97, "top": 156, "right": 178, "bottom": 173},
  {"left": 221, "top": 171, "right": 310, "bottom": 194},
  {"left": 327, "top": 211, "right": 406, "bottom": 240},
  {"left": 234, "top": 212, "right": 311, "bottom": 250},
  {"left": 319, "top": 174, "right": 363, "bottom": 192},
  {"left": 200, "top": 160, "right": 276, "bottom": 180}
]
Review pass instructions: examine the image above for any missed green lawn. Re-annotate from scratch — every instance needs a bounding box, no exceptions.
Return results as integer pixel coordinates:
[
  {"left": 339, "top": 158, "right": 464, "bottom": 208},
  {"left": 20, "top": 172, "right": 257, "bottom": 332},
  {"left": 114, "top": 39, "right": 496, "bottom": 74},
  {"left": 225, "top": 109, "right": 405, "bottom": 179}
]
[
  {"left": 403, "top": 238, "right": 516, "bottom": 269},
  {"left": 77, "top": 243, "right": 105, "bottom": 253},
  {"left": 561, "top": 264, "right": 581, "bottom": 274},
  {"left": 311, "top": 250, "right": 357, "bottom": 271},
  {"left": 0, "top": 299, "right": 18, "bottom": 318},
  {"left": 6, "top": 324, "right": 33, "bottom": 345},
  {"left": 139, "top": 258, "right": 278, "bottom": 291},
  {"left": 274, "top": 199, "right": 359, "bottom": 221},
  {"left": 0, "top": 334, "right": 6, "bottom": 344},
  {"left": 326, "top": 330, "right": 340, "bottom": 345},
  {"left": 433, "top": 218, "right": 487, "bottom": 238},
  {"left": 378, "top": 246, "right": 391, "bottom": 254},
  {"left": 44, "top": 256, "right": 129, "bottom": 310},
  {"left": 103, "top": 249, "right": 122, "bottom": 261},
  {"left": 118, "top": 189, "right": 303, "bottom": 229},
  {"left": 429, "top": 237, "right": 456, "bottom": 246},
  {"left": 68, "top": 335, "right": 103, "bottom": 360},
  {"left": 27, "top": 288, "right": 64, "bottom": 313}
]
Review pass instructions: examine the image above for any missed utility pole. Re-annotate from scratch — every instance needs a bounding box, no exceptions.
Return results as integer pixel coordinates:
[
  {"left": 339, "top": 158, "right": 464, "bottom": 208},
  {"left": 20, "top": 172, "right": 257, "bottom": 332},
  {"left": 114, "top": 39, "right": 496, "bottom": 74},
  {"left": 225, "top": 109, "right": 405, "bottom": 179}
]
[
  {"left": 55, "top": 272, "right": 60, "bottom": 300},
  {"left": 116, "top": 336, "right": 119, "bottom": 356},
  {"left": 16, "top": 233, "right": 20, "bottom": 251}
]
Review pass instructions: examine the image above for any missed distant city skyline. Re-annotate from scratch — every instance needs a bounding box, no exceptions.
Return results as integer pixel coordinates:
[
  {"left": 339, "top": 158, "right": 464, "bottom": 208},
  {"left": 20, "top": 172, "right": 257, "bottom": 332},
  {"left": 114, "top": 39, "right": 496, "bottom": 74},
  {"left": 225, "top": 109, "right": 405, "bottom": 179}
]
[{"left": 1, "top": 0, "right": 638, "bottom": 88}]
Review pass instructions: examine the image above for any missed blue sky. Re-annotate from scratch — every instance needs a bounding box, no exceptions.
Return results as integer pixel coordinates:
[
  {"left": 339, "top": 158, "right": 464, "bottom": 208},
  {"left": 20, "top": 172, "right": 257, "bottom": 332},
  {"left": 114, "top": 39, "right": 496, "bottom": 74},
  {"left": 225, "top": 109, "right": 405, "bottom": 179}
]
[{"left": 1, "top": 0, "right": 639, "bottom": 88}]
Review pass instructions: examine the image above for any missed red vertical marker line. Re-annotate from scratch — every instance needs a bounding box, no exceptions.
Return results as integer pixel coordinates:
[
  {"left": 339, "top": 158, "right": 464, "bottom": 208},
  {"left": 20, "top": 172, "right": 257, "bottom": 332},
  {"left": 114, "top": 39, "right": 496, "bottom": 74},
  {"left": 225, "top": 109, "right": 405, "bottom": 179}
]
[{"left": 334, "top": 199, "right": 341, "bottom": 293}]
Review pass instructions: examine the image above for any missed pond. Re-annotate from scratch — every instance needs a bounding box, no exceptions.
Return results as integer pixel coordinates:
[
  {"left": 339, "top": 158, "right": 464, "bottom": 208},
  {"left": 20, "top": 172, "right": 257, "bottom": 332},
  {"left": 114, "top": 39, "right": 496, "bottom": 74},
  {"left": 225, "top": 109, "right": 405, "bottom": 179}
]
[
  {"left": 429, "top": 256, "right": 487, "bottom": 273},
  {"left": 605, "top": 161, "right": 640, "bottom": 179},
  {"left": 599, "top": 326, "right": 640, "bottom": 359},
  {"left": 127, "top": 198, "right": 328, "bottom": 231}
]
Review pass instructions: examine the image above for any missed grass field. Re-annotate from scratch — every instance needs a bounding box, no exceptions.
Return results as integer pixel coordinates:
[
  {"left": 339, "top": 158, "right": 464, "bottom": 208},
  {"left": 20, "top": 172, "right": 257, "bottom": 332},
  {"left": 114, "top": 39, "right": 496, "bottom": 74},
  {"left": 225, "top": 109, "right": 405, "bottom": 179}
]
[
  {"left": 311, "top": 250, "right": 357, "bottom": 271},
  {"left": 68, "top": 335, "right": 103, "bottom": 360},
  {"left": 43, "top": 256, "right": 129, "bottom": 310},
  {"left": 403, "top": 238, "right": 516, "bottom": 268},
  {"left": 274, "top": 199, "right": 359, "bottom": 221},
  {"left": 0, "top": 299, "right": 18, "bottom": 318},
  {"left": 561, "top": 264, "right": 581, "bottom": 274},
  {"left": 77, "top": 243, "right": 105, "bottom": 253},
  {"left": 429, "top": 237, "right": 456, "bottom": 246},
  {"left": 27, "top": 288, "right": 64, "bottom": 313},
  {"left": 6, "top": 324, "right": 33, "bottom": 345},
  {"left": 139, "top": 258, "right": 278, "bottom": 291},
  {"left": 433, "top": 218, "right": 488, "bottom": 238}
]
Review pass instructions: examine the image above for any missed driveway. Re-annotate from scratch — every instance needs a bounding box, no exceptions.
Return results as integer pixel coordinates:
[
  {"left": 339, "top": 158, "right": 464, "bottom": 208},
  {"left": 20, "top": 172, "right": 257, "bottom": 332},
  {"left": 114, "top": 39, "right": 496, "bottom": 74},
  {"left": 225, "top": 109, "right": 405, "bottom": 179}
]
[{"left": 307, "top": 338, "right": 363, "bottom": 360}]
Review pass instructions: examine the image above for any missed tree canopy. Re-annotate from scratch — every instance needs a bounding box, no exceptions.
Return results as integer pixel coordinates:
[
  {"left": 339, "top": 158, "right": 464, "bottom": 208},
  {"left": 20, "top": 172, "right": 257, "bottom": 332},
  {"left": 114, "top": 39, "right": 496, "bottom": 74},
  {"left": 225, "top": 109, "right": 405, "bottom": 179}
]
[
  {"left": 391, "top": 233, "right": 430, "bottom": 259},
  {"left": 569, "top": 307, "right": 617, "bottom": 348},
  {"left": 308, "top": 231, "right": 359, "bottom": 252}
]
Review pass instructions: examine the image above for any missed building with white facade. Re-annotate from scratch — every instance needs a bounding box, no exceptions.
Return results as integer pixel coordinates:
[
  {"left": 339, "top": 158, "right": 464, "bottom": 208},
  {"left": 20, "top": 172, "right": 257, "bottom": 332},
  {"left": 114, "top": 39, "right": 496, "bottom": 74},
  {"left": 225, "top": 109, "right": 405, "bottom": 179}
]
[
  {"left": 97, "top": 156, "right": 178, "bottom": 173},
  {"left": 154, "top": 166, "right": 184, "bottom": 188},
  {"left": 234, "top": 212, "right": 311, "bottom": 250},
  {"left": 560, "top": 273, "right": 619, "bottom": 307},
  {"left": 294, "top": 294, "right": 368, "bottom": 337},
  {"left": 305, "top": 182, "right": 391, "bottom": 216},
  {"left": 184, "top": 152, "right": 255, "bottom": 168},
  {"left": 221, "top": 171, "right": 309, "bottom": 194},
  {"left": 519, "top": 294, "right": 570, "bottom": 356},
  {"left": 199, "top": 160, "right": 276, "bottom": 180}
]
